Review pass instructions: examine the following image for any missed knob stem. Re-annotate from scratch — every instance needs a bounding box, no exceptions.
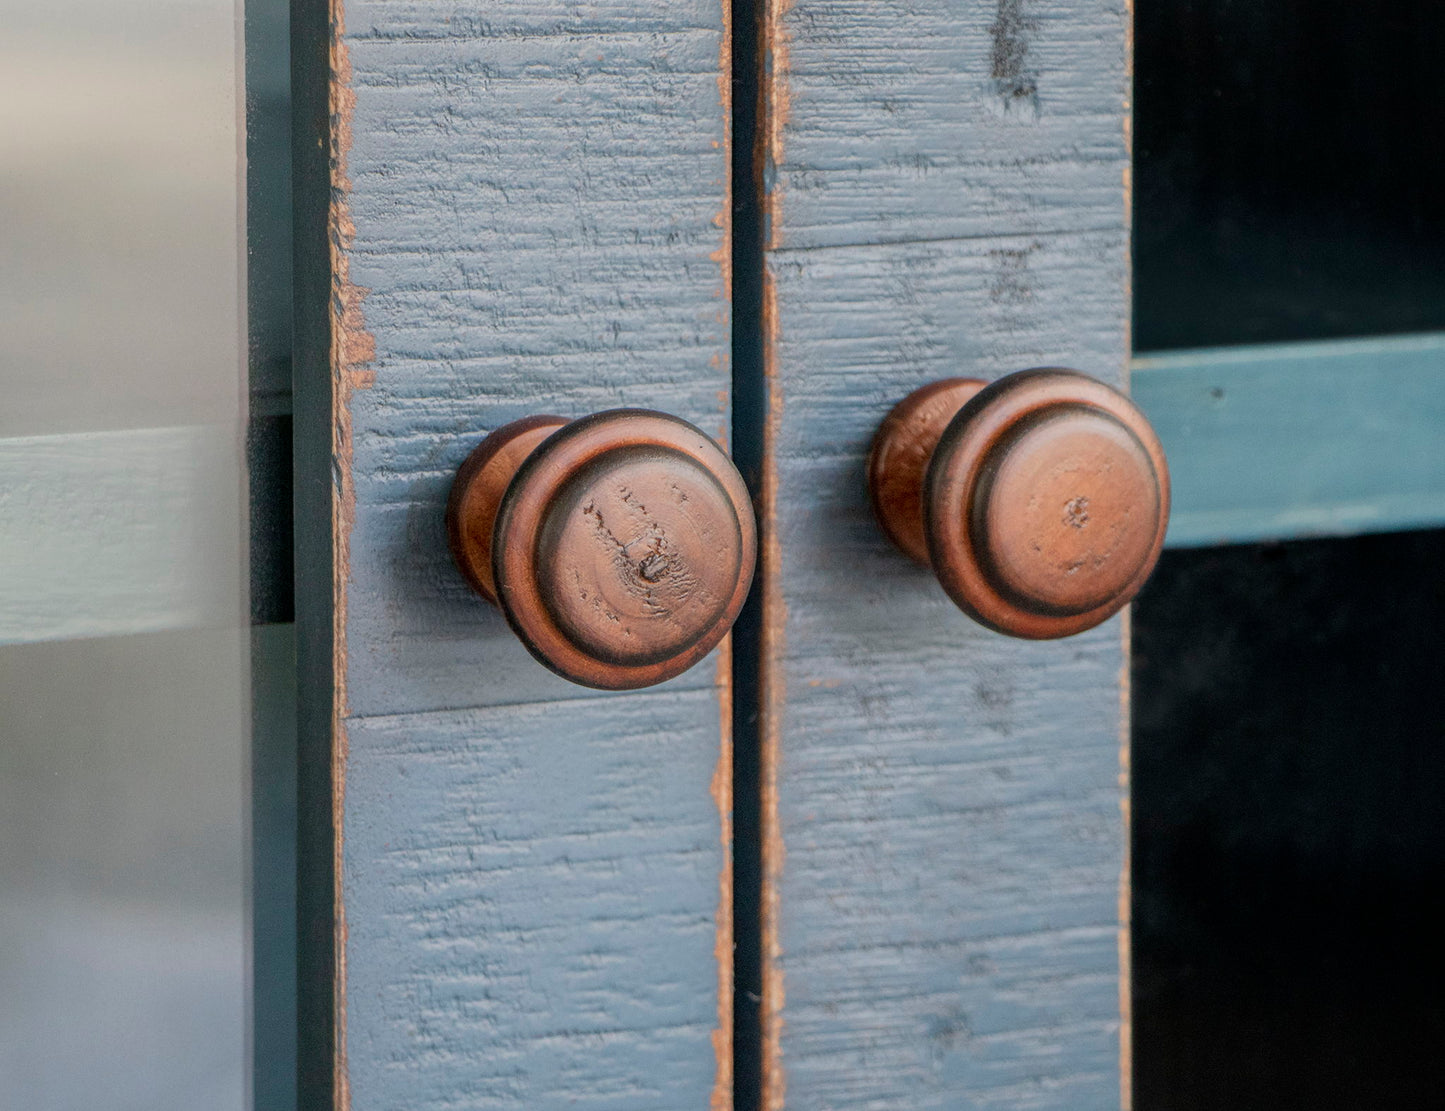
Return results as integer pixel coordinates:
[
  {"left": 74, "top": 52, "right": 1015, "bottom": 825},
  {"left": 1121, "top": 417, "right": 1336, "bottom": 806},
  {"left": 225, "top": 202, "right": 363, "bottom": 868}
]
[
  {"left": 445, "top": 415, "right": 567, "bottom": 604},
  {"left": 866, "top": 378, "right": 986, "bottom": 566}
]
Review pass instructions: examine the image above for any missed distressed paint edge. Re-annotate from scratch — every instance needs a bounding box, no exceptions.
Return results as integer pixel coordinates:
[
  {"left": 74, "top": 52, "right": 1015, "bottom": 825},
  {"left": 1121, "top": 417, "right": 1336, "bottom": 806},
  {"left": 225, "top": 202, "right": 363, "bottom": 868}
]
[
  {"left": 1118, "top": 610, "right": 1134, "bottom": 1111},
  {"left": 757, "top": 3, "right": 793, "bottom": 1107},
  {"left": 713, "top": 639, "right": 736, "bottom": 1111},
  {"left": 330, "top": 0, "right": 377, "bottom": 1102},
  {"left": 1121, "top": 0, "right": 1135, "bottom": 1105},
  {"left": 713, "top": 7, "right": 736, "bottom": 1107},
  {"left": 712, "top": 0, "right": 734, "bottom": 312},
  {"left": 315, "top": 0, "right": 375, "bottom": 1105},
  {"left": 761, "top": 0, "right": 792, "bottom": 255},
  {"left": 758, "top": 262, "right": 788, "bottom": 1111}
]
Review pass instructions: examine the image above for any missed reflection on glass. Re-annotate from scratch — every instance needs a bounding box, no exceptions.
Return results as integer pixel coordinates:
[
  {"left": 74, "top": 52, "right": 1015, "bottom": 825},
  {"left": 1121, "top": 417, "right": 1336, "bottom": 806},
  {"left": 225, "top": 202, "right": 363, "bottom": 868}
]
[{"left": 0, "top": 0, "right": 248, "bottom": 1106}]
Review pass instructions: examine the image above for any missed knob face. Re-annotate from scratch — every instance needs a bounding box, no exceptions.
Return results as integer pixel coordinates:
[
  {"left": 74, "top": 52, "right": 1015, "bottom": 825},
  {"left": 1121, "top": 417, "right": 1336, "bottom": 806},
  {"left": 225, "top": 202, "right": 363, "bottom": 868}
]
[
  {"left": 449, "top": 409, "right": 756, "bottom": 690},
  {"left": 869, "top": 369, "right": 1169, "bottom": 639},
  {"left": 969, "top": 405, "right": 1160, "bottom": 617}
]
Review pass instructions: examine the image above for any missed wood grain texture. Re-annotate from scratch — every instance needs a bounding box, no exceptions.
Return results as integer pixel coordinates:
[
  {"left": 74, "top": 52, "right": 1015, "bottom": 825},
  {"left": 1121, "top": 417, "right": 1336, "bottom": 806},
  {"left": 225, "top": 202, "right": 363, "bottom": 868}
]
[
  {"left": 766, "top": 0, "right": 1128, "bottom": 250},
  {"left": 343, "top": 691, "right": 726, "bottom": 1110},
  {"left": 340, "top": 0, "right": 734, "bottom": 716},
  {"left": 1134, "top": 332, "right": 1445, "bottom": 547},
  {"left": 758, "top": 2, "right": 1130, "bottom": 1107},
  {"left": 304, "top": 2, "right": 734, "bottom": 1105}
]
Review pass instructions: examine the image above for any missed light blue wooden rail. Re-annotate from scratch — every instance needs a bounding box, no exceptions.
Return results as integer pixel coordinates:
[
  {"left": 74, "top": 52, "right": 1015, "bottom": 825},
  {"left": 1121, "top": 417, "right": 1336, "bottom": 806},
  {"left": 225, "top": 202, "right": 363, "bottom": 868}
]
[{"left": 1133, "top": 331, "right": 1445, "bottom": 548}]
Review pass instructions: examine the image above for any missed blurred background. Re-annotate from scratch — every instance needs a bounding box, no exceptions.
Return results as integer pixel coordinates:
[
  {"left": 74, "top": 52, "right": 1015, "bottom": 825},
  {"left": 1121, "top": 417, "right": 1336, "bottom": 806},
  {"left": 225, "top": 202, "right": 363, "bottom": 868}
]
[{"left": 0, "top": 0, "right": 250, "bottom": 1107}]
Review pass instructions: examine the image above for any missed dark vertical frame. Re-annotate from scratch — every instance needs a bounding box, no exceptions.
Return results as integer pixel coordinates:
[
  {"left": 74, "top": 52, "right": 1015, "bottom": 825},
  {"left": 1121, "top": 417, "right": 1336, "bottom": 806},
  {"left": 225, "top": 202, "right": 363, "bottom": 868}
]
[
  {"left": 290, "top": 0, "right": 336, "bottom": 1106},
  {"left": 246, "top": 0, "right": 298, "bottom": 1105}
]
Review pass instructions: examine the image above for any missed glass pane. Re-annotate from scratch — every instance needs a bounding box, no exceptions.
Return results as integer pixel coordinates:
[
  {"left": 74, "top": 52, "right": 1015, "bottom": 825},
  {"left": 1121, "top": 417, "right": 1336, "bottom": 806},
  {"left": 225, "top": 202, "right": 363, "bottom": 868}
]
[{"left": 0, "top": 0, "right": 249, "bottom": 1106}]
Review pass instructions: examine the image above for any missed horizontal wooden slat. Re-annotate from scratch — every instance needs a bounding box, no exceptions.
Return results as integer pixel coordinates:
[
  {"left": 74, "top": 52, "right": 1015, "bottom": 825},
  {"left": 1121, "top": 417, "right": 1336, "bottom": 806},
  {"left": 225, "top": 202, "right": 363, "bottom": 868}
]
[
  {"left": 0, "top": 426, "right": 244, "bottom": 645},
  {"left": 1134, "top": 332, "right": 1445, "bottom": 547},
  {"left": 769, "top": 0, "right": 1127, "bottom": 251},
  {"left": 342, "top": 689, "right": 726, "bottom": 1109}
]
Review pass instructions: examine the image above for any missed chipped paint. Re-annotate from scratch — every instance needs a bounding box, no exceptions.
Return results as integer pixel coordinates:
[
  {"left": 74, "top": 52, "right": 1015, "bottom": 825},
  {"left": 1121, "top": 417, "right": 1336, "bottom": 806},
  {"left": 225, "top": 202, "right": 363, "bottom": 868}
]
[
  {"left": 711, "top": 0, "right": 734, "bottom": 308},
  {"left": 711, "top": 639, "right": 736, "bottom": 1111},
  {"left": 1121, "top": 0, "right": 1135, "bottom": 387},
  {"left": 758, "top": 3, "right": 792, "bottom": 1106},
  {"left": 1121, "top": 7, "right": 1135, "bottom": 1107},
  {"left": 1118, "top": 608, "right": 1134, "bottom": 1111},
  {"left": 711, "top": 15, "right": 736, "bottom": 1107},
  {"left": 328, "top": 1, "right": 375, "bottom": 1107},
  {"left": 761, "top": 0, "right": 793, "bottom": 254},
  {"left": 759, "top": 263, "right": 788, "bottom": 1111}
]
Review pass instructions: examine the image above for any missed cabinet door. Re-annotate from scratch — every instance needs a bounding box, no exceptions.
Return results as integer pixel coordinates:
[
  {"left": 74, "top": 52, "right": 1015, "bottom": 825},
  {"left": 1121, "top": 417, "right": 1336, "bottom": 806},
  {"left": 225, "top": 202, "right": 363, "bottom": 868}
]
[
  {"left": 299, "top": 1, "right": 1136, "bottom": 1107},
  {"left": 747, "top": 3, "right": 1131, "bottom": 1108},
  {"left": 293, "top": 3, "right": 736, "bottom": 1107}
]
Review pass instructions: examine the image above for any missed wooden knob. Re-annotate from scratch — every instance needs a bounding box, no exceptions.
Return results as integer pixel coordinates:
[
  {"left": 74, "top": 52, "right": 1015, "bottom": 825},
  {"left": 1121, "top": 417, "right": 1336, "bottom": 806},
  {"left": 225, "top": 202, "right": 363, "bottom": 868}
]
[
  {"left": 867, "top": 369, "right": 1170, "bottom": 639},
  {"left": 447, "top": 409, "right": 756, "bottom": 689}
]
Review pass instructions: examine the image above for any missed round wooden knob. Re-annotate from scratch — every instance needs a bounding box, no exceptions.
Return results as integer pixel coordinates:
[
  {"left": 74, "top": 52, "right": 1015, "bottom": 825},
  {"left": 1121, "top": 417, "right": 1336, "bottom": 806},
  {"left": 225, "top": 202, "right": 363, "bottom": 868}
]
[
  {"left": 447, "top": 409, "right": 756, "bottom": 689},
  {"left": 867, "top": 369, "right": 1170, "bottom": 639}
]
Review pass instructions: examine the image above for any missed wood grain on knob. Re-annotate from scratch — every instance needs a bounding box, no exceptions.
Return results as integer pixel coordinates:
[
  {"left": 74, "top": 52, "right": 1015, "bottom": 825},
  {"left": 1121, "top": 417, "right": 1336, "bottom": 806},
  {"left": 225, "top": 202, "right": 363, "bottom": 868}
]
[
  {"left": 868, "top": 369, "right": 1170, "bottom": 639},
  {"left": 447, "top": 409, "right": 756, "bottom": 689}
]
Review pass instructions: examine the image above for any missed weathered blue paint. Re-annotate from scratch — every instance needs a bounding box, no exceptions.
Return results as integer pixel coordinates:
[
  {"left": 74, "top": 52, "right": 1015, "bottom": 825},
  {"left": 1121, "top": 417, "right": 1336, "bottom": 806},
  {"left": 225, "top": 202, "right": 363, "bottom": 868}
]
[
  {"left": 341, "top": 0, "right": 735, "bottom": 717},
  {"left": 1135, "top": 332, "right": 1445, "bottom": 547},
  {"left": 757, "top": 1, "right": 1131, "bottom": 1106},
  {"left": 296, "top": 2, "right": 735, "bottom": 1106},
  {"left": 344, "top": 691, "right": 725, "bottom": 1109}
]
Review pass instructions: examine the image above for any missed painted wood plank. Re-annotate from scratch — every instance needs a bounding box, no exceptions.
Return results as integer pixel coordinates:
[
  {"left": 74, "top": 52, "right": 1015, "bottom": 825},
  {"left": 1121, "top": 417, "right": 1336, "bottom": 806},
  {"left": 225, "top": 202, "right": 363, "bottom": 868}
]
[
  {"left": 767, "top": 0, "right": 1127, "bottom": 251},
  {"left": 1134, "top": 332, "right": 1445, "bottom": 547},
  {"left": 0, "top": 426, "right": 243, "bottom": 645},
  {"left": 756, "top": 2, "right": 1130, "bottom": 1107},
  {"left": 294, "top": 2, "right": 735, "bottom": 1106},
  {"left": 344, "top": 691, "right": 727, "bottom": 1109},
  {"left": 340, "top": 1, "right": 736, "bottom": 717}
]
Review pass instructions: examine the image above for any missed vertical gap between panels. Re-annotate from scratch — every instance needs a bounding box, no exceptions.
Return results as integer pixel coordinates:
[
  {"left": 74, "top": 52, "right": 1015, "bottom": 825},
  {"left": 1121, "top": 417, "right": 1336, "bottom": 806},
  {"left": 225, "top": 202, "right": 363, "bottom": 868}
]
[{"left": 729, "top": 0, "right": 766, "bottom": 1108}]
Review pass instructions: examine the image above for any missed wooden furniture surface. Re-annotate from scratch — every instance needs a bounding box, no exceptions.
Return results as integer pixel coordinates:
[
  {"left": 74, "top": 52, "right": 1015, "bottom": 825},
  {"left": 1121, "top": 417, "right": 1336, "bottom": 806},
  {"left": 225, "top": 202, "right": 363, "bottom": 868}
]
[
  {"left": 755, "top": 2, "right": 1132, "bottom": 1106},
  {"left": 295, "top": 3, "right": 736, "bottom": 1106}
]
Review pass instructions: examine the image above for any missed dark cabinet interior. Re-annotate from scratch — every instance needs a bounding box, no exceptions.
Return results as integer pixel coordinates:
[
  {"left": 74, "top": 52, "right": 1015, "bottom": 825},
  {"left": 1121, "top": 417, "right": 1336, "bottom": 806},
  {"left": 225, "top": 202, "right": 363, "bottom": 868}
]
[
  {"left": 1133, "top": 2, "right": 1445, "bottom": 1104},
  {"left": 1134, "top": 0, "right": 1445, "bottom": 350},
  {"left": 1133, "top": 533, "right": 1445, "bottom": 1108}
]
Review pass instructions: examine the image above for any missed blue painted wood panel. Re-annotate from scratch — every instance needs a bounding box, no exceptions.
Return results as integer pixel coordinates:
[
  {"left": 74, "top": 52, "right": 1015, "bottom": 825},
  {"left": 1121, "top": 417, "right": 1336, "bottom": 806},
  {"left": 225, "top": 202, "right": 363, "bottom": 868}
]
[
  {"left": 756, "top": 3, "right": 1130, "bottom": 1107},
  {"left": 1134, "top": 333, "right": 1445, "bottom": 547},
  {"left": 340, "top": 0, "right": 735, "bottom": 717},
  {"left": 297, "top": 2, "right": 735, "bottom": 1106},
  {"left": 344, "top": 692, "right": 726, "bottom": 1109}
]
